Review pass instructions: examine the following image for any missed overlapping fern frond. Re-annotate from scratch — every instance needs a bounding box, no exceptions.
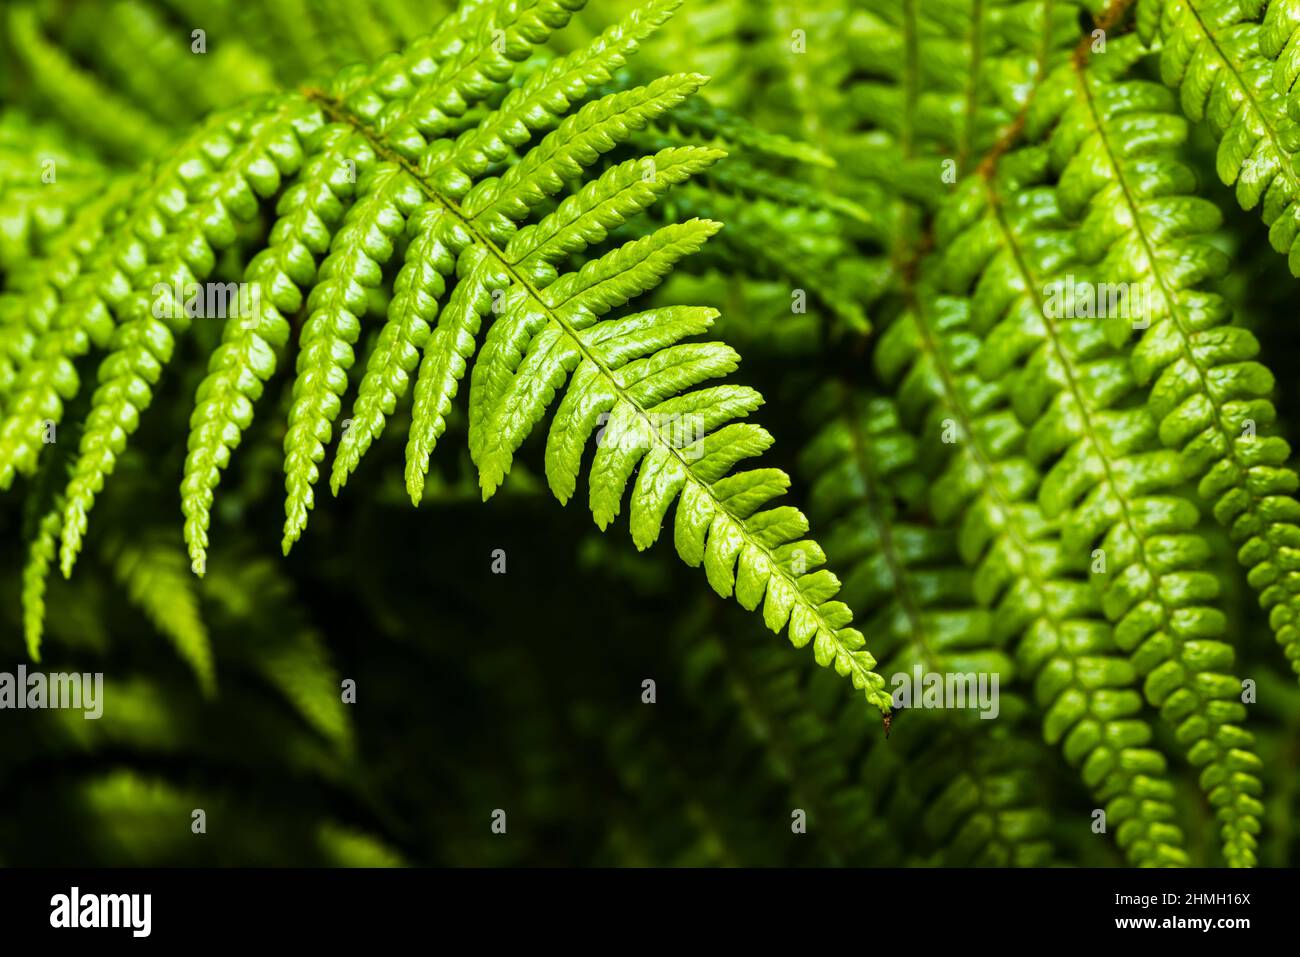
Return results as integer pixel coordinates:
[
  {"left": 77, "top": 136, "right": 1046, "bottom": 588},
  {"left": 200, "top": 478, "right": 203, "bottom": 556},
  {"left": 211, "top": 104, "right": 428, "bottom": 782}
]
[
  {"left": 6, "top": 0, "right": 1300, "bottom": 870},
  {"left": 1, "top": 0, "right": 891, "bottom": 714},
  {"left": 801, "top": 387, "right": 1058, "bottom": 865}
]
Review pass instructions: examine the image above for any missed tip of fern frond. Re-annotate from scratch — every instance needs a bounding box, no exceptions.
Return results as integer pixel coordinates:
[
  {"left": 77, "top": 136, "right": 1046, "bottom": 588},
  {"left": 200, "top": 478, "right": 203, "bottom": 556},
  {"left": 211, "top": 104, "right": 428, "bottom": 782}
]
[
  {"left": 691, "top": 147, "right": 730, "bottom": 171},
  {"left": 654, "top": 0, "right": 689, "bottom": 15},
  {"left": 839, "top": 200, "right": 873, "bottom": 225},
  {"left": 548, "top": 480, "right": 572, "bottom": 507},
  {"left": 686, "top": 217, "right": 724, "bottom": 237},
  {"left": 404, "top": 473, "right": 425, "bottom": 507},
  {"left": 665, "top": 72, "right": 712, "bottom": 98},
  {"left": 330, "top": 449, "right": 360, "bottom": 497}
]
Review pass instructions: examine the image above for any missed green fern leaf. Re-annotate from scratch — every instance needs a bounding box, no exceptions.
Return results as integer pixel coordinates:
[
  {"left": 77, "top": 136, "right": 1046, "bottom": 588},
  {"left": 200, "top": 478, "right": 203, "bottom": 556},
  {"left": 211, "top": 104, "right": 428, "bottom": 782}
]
[
  {"left": 58, "top": 100, "right": 318, "bottom": 575},
  {"left": 1146, "top": 0, "right": 1300, "bottom": 274},
  {"left": 329, "top": 203, "right": 452, "bottom": 493},
  {"left": 182, "top": 124, "right": 357, "bottom": 572},
  {"left": 0, "top": 174, "right": 144, "bottom": 488},
  {"left": 1040, "top": 42, "right": 1300, "bottom": 687},
  {"left": 402, "top": 73, "right": 711, "bottom": 501},
  {"left": 281, "top": 161, "right": 422, "bottom": 552},
  {"left": 21, "top": 503, "right": 61, "bottom": 663},
  {"left": 939, "top": 141, "right": 1262, "bottom": 867},
  {"left": 875, "top": 278, "right": 1190, "bottom": 867},
  {"left": 106, "top": 532, "right": 216, "bottom": 696},
  {"left": 0, "top": 112, "right": 108, "bottom": 275},
  {"left": 5, "top": 4, "right": 172, "bottom": 161},
  {"left": 203, "top": 555, "right": 356, "bottom": 755},
  {"left": 800, "top": 387, "right": 1058, "bottom": 865},
  {"left": 0, "top": 0, "right": 892, "bottom": 718}
]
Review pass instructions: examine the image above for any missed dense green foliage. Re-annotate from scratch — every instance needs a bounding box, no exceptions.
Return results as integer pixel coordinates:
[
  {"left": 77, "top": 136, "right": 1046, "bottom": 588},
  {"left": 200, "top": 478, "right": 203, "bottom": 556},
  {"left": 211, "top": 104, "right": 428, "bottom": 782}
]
[{"left": 2, "top": 0, "right": 1300, "bottom": 868}]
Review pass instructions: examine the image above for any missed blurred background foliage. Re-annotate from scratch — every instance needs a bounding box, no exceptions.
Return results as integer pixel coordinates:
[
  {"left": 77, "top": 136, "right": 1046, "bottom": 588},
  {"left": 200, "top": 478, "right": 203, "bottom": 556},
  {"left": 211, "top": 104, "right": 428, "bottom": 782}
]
[{"left": 0, "top": 0, "right": 1298, "bottom": 866}]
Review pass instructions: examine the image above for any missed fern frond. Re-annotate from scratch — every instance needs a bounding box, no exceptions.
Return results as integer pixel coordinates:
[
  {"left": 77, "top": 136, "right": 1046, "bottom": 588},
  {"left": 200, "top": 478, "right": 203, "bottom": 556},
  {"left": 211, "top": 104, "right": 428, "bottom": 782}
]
[
  {"left": 875, "top": 279, "right": 1189, "bottom": 867},
  {"left": 468, "top": 216, "right": 723, "bottom": 493},
  {"left": 0, "top": 106, "right": 258, "bottom": 492},
  {"left": 178, "top": 0, "right": 636, "bottom": 563},
  {"left": 203, "top": 554, "right": 355, "bottom": 755},
  {"left": 802, "top": 389, "right": 1004, "bottom": 681},
  {"left": 852, "top": 0, "right": 1083, "bottom": 188},
  {"left": 1265, "top": 0, "right": 1300, "bottom": 105},
  {"left": 609, "top": 94, "right": 877, "bottom": 331},
  {"left": 333, "top": 144, "right": 722, "bottom": 492},
  {"left": 328, "top": 0, "right": 587, "bottom": 148},
  {"left": 105, "top": 531, "right": 216, "bottom": 695},
  {"left": 1144, "top": 0, "right": 1300, "bottom": 274},
  {"left": 675, "top": 187, "right": 873, "bottom": 331},
  {"left": 800, "top": 387, "right": 1057, "bottom": 865},
  {"left": 319, "top": 7, "right": 885, "bottom": 706},
  {"left": 328, "top": 203, "right": 448, "bottom": 493},
  {"left": 912, "top": 707, "right": 1058, "bottom": 866},
  {"left": 646, "top": 91, "right": 835, "bottom": 167},
  {"left": 0, "top": 174, "right": 138, "bottom": 430},
  {"left": 20, "top": 502, "right": 60, "bottom": 663},
  {"left": 20, "top": 7, "right": 1178, "bottom": 851},
  {"left": 192, "top": 3, "right": 706, "bottom": 545},
  {"left": 5, "top": 4, "right": 172, "bottom": 161},
  {"left": 432, "top": 0, "right": 688, "bottom": 177},
  {"left": 73, "top": 1, "right": 274, "bottom": 122},
  {"left": 939, "top": 141, "right": 1262, "bottom": 866},
  {"left": 280, "top": 160, "right": 421, "bottom": 551},
  {"left": 7, "top": 0, "right": 1299, "bottom": 871},
  {"left": 393, "top": 73, "right": 715, "bottom": 498},
  {"left": 181, "top": 124, "right": 357, "bottom": 572},
  {"left": 440, "top": 206, "right": 885, "bottom": 704},
  {"left": 0, "top": 112, "right": 108, "bottom": 273},
  {"left": 1040, "top": 41, "right": 1300, "bottom": 687},
  {"left": 57, "top": 98, "right": 320, "bottom": 575}
]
